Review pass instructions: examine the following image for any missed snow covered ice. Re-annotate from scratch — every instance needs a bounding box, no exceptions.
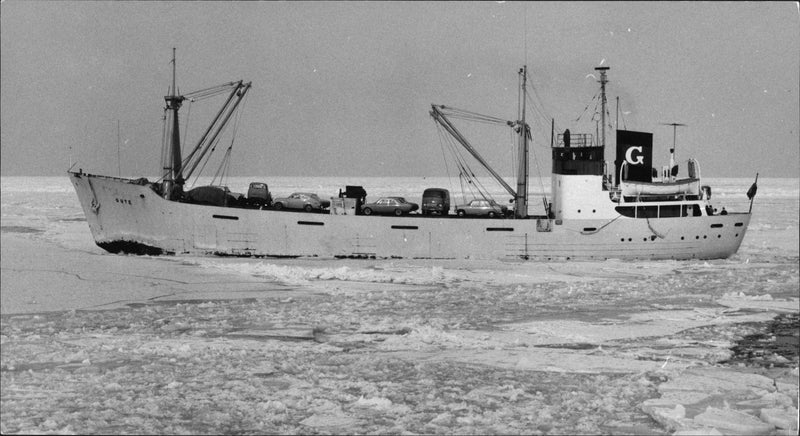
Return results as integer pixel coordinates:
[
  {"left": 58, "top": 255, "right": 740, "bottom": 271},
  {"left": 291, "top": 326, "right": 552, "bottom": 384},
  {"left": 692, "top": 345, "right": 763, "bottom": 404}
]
[{"left": 1, "top": 176, "right": 798, "bottom": 434}]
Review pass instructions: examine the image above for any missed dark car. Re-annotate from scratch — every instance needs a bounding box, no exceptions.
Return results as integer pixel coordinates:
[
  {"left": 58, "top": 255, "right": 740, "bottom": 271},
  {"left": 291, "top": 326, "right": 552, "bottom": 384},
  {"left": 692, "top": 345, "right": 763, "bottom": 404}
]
[
  {"left": 361, "top": 197, "right": 419, "bottom": 216},
  {"left": 421, "top": 188, "right": 450, "bottom": 215},
  {"left": 184, "top": 185, "right": 241, "bottom": 207},
  {"left": 245, "top": 182, "right": 272, "bottom": 207},
  {"left": 455, "top": 199, "right": 508, "bottom": 218}
]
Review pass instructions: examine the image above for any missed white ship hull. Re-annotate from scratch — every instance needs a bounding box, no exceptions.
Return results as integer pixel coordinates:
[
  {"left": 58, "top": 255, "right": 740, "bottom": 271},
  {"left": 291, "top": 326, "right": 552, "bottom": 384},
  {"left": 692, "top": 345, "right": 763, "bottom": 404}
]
[{"left": 70, "top": 172, "right": 750, "bottom": 261}]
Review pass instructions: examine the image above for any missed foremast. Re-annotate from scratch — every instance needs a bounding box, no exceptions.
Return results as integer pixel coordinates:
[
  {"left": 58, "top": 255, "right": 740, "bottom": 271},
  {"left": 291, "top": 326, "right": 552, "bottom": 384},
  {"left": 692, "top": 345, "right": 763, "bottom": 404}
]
[
  {"left": 163, "top": 47, "right": 185, "bottom": 200},
  {"left": 159, "top": 49, "right": 252, "bottom": 201}
]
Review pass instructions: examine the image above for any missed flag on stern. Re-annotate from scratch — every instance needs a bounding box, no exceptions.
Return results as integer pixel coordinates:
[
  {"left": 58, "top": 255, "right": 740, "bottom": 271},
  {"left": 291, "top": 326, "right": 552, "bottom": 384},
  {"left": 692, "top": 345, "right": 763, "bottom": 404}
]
[{"left": 747, "top": 173, "right": 759, "bottom": 200}]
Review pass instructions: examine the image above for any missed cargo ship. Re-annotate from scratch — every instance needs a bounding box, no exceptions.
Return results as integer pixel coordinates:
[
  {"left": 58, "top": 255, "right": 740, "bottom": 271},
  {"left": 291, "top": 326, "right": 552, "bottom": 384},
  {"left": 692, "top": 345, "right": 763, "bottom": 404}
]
[{"left": 69, "top": 52, "right": 756, "bottom": 260}]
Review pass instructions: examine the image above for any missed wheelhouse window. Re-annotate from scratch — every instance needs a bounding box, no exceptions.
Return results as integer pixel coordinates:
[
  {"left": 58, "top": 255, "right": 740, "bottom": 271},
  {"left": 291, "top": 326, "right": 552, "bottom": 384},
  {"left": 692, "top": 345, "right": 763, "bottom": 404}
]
[
  {"left": 636, "top": 205, "right": 658, "bottom": 218},
  {"left": 616, "top": 203, "right": 703, "bottom": 218},
  {"left": 659, "top": 205, "right": 682, "bottom": 218}
]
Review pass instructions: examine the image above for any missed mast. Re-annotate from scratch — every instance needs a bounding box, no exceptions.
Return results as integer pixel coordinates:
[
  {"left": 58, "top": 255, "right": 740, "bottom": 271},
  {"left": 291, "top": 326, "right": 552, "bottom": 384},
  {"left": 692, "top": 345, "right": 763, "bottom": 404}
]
[
  {"left": 514, "top": 66, "right": 529, "bottom": 219},
  {"left": 595, "top": 66, "right": 609, "bottom": 149},
  {"left": 164, "top": 47, "right": 185, "bottom": 199}
]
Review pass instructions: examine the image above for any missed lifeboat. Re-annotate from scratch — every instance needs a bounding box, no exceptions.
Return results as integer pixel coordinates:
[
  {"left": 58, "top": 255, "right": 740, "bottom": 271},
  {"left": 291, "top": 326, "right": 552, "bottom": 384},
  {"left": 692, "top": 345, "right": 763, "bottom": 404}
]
[{"left": 618, "top": 158, "right": 701, "bottom": 197}]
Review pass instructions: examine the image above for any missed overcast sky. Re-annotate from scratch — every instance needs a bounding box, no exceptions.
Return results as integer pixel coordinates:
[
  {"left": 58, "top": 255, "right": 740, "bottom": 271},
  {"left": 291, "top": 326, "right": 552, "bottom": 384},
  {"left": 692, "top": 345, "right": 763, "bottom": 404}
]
[{"left": 1, "top": 1, "right": 798, "bottom": 178}]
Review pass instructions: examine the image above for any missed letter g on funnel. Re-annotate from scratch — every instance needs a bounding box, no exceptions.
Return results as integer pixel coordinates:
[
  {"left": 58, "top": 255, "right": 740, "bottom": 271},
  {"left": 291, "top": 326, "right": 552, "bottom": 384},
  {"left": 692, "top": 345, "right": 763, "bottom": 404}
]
[{"left": 625, "top": 146, "right": 644, "bottom": 165}]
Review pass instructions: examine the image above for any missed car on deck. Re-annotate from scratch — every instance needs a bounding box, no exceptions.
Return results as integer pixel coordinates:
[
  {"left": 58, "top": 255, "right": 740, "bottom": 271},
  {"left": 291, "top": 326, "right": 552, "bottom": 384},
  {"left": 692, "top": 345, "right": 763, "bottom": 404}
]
[
  {"left": 455, "top": 199, "right": 508, "bottom": 218},
  {"left": 361, "top": 197, "right": 419, "bottom": 216},
  {"left": 272, "top": 192, "right": 330, "bottom": 212}
]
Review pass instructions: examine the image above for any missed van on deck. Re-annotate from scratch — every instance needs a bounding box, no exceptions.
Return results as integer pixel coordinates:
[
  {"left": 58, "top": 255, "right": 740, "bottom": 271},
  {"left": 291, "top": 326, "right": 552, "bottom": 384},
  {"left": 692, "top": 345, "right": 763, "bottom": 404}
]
[
  {"left": 246, "top": 182, "right": 272, "bottom": 207},
  {"left": 421, "top": 188, "right": 450, "bottom": 215}
]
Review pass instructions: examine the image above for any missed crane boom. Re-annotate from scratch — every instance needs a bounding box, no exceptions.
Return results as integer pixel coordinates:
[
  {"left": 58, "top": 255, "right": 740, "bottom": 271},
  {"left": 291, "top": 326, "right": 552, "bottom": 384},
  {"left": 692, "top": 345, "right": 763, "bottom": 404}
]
[{"left": 430, "top": 105, "right": 517, "bottom": 199}]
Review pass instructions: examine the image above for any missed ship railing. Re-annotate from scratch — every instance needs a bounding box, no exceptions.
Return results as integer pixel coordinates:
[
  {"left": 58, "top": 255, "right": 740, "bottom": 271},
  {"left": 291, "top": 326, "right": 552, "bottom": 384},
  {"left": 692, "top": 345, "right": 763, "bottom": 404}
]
[
  {"left": 554, "top": 133, "right": 594, "bottom": 148},
  {"left": 615, "top": 192, "right": 703, "bottom": 204}
]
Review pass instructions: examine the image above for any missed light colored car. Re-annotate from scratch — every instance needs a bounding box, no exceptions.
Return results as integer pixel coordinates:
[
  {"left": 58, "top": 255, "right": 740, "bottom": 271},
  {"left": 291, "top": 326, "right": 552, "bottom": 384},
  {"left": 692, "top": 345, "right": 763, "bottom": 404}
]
[
  {"left": 273, "top": 192, "right": 330, "bottom": 212},
  {"left": 361, "top": 197, "right": 419, "bottom": 216},
  {"left": 455, "top": 199, "right": 508, "bottom": 218}
]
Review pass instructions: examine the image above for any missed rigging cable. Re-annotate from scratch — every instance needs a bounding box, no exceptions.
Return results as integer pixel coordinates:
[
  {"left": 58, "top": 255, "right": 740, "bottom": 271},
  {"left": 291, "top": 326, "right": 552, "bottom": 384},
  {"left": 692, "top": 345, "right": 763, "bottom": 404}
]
[
  {"left": 218, "top": 91, "right": 247, "bottom": 187},
  {"left": 590, "top": 93, "right": 602, "bottom": 124},
  {"left": 435, "top": 121, "right": 495, "bottom": 204},
  {"left": 458, "top": 172, "right": 468, "bottom": 205},
  {"left": 438, "top": 107, "right": 509, "bottom": 126},
  {"left": 183, "top": 82, "right": 239, "bottom": 102},
  {"left": 190, "top": 137, "right": 217, "bottom": 187},
  {"left": 433, "top": 119, "right": 457, "bottom": 207},
  {"left": 580, "top": 214, "right": 624, "bottom": 235},
  {"left": 523, "top": 84, "right": 549, "bottom": 212},
  {"left": 158, "top": 111, "right": 169, "bottom": 182},
  {"left": 523, "top": 82, "right": 564, "bottom": 146},
  {"left": 211, "top": 146, "right": 232, "bottom": 186},
  {"left": 619, "top": 100, "right": 628, "bottom": 130},
  {"left": 191, "top": 116, "right": 232, "bottom": 187},
  {"left": 646, "top": 216, "right": 667, "bottom": 239},
  {"left": 575, "top": 92, "right": 598, "bottom": 123},
  {"left": 434, "top": 122, "right": 469, "bottom": 202}
]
